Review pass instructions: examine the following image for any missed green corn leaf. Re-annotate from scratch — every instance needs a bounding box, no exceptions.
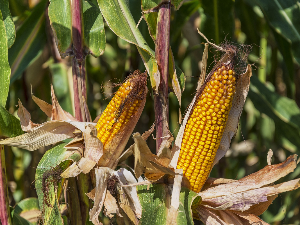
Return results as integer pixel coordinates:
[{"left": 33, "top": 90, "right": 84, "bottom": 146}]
[
  {"left": 48, "top": 0, "right": 72, "bottom": 56},
  {"left": 252, "top": 0, "right": 300, "bottom": 65},
  {"left": 137, "top": 184, "right": 197, "bottom": 225},
  {"left": 142, "top": 0, "right": 185, "bottom": 10},
  {"left": 35, "top": 143, "right": 81, "bottom": 224},
  {"left": 83, "top": 0, "right": 106, "bottom": 57},
  {"left": 98, "top": 0, "right": 160, "bottom": 89},
  {"left": 0, "top": 105, "right": 23, "bottom": 137},
  {"left": 12, "top": 198, "right": 40, "bottom": 225},
  {"left": 199, "top": 0, "right": 234, "bottom": 45},
  {"left": 249, "top": 75, "right": 300, "bottom": 149},
  {"left": 8, "top": 0, "right": 47, "bottom": 83},
  {"left": 0, "top": 0, "right": 15, "bottom": 48},
  {"left": 177, "top": 187, "right": 197, "bottom": 225},
  {"left": 50, "top": 63, "right": 73, "bottom": 114},
  {"left": 0, "top": 10, "right": 10, "bottom": 107},
  {"left": 137, "top": 184, "right": 168, "bottom": 224}
]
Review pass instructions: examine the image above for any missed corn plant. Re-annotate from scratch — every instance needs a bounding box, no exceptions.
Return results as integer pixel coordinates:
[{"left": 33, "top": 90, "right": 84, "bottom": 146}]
[{"left": 0, "top": 0, "right": 300, "bottom": 224}]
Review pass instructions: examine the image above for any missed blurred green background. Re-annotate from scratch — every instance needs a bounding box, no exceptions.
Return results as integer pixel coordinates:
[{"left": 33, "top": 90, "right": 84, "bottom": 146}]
[{"left": 3, "top": 0, "right": 300, "bottom": 224}]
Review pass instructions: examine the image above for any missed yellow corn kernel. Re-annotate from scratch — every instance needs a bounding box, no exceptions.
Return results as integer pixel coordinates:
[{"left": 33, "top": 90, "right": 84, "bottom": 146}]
[
  {"left": 177, "top": 65, "right": 236, "bottom": 193},
  {"left": 96, "top": 71, "right": 147, "bottom": 149}
]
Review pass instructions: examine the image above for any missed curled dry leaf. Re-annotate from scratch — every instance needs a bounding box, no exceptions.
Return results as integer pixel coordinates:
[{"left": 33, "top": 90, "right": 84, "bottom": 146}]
[
  {"left": 17, "top": 100, "right": 39, "bottom": 131},
  {"left": 133, "top": 132, "right": 175, "bottom": 181},
  {"left": 0, "top": 121, "right": 75, "bottom": 151},
  {"left": 87, "top": 168, "right": 143, "bottom": 224},
  {"left": 89, "top": 167, "right": 114, "bottom": 225},
  {"left": 115, "top": 168, "right": 142, "bottom": 219},
  {"left": 113, "top": 123, "right": 155, "bottom": 168},
  {"left": 194, "top": 155, "right": 300, "bottom": 224}
]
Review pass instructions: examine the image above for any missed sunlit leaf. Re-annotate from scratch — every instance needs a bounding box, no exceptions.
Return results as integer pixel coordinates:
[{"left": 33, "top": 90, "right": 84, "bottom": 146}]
[
  {"left": 48, "top": 0, "right": 72, "bottom": 56},
  {"left": 137, "top": 184, "right": 168, "bottom": 224},
  {"left": 0, "top": 0, "right": 15, "bottom": 48},
  {"left": 141, "top": 0, "right": 185, "bottom": 10},
  {"left": 8, "top": 0, "right": 47, "bottom": 82},
  {"left": 83, "top": 0, "right": 106, "bottom": 57},
  {"left": 0, "top": 106, "right": 23, "bottom": 137},
  {"left": 97, "top": 0, "right": 160, "bottom": 89},
  {"left": 249, "top": 75, "right": 300, "bottom": 149},
  {"left": 199, "top": 0, "right": 234, "bottom": 68},
  {"left": 252, "top": 0, "right": 300, "bottom": 65},
  {"left": 35, "top": 143, "right": 81, "bottom": 224},
  {"left": 0, "top": 10, "right": 10, "bottom": 106},
  {"left": 13, "top": 198, "right": 41, "bottom": 225},
  {"left": 50, "top": 63, "right": 73, "bottom": 115}
]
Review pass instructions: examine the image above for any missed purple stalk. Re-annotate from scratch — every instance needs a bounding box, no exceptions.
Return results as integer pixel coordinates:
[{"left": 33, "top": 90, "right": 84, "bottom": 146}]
[
  {"left": 0, "top": 146, "right": 11, "bottom": 225},
  {"left": 72, "top": 0, "right": 88, "bottom": 122},
  {"left": 154, "top": 2, "right": 171, "bottom": 153}
]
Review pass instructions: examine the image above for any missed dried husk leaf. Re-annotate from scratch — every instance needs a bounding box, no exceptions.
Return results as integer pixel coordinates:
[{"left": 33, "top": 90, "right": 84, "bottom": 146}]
[
  {"left": 97, "top": 87, "right": 148, "bottom": 169},
  {"left": 103, "top": 190, "right": 119, "bottom": 218},
  {"left": 133, "top": 132, "right": 174, "bottom": 181},
  {"left": 196, "top": 206, "right": 258, "bottom": 225},
  {"left": 115, "top": 124, "right": 155, "bottom": 167},
  {"left": 197, "top": 43, "right": 209, "bottom": 91},
  {"left": 17, "top": 100, "right": 39, "bottom": 131},
  {"left": 32, "top": 94, "right": 52, "bottom": 118},
  {"left": 115, "top": 168, "right": 142, "bottom": 219},
  {"left": 89, "top": 167, "right": 114, "bottom": 225},
  {"left": 31, "top": 87, "right": 77, "bottom": 121},
  {"left": 200, "top": 155, "right": 298, "bottom": 200},
  {"left": 50, "top": 85, "right": 77, "bottom": 121},
  {"left": 82, "top": 124, "right": 103, "bottom": 168},
  {"left": 0, "top": 121, "right": 75, "bottom": 150},
  {"left": 60, "top": 162, "right": 81, "bottom": 178},
  {"left": 193, "top": 155, "right": 300, "bottom": 224}
]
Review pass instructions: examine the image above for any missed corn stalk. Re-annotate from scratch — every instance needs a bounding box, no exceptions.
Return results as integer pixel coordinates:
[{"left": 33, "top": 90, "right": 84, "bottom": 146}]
[{"left": 154, "top": 1, "right": 171, "bottom": 153}]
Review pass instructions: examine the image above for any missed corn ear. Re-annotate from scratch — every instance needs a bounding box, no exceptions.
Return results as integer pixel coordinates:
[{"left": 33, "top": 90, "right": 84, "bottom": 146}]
[
  {"left": 177, "top": 65, "right": 237, "bottom": 193},
  {"left": 96, "top": 70, "right": 147, "bottom": 168}
]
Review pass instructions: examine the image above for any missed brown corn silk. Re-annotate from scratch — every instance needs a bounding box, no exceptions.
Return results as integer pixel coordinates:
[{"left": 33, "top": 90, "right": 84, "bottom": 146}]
[
  {"left": 177, "top": 52, "right": 238, "bottom": 193},
  {"left": 96, "top": 71, "right": 147, "bottom": 167}
]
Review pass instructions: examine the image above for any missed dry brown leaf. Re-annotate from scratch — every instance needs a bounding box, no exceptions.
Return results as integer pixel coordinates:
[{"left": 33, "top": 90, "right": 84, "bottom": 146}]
[
  {"left": 232, "top": 212, "right": 269, "bottom": 225},
  {"left": 83, "top": 124, "right": 103, "bottom": 163},
  {"left": 50, "top": 85, "right": 77, "bottom": 121},
  {"left": 115, "top": 168, "right": 142, "bottom": 219},
  {"left": 196, "top": 206, "right": 254, "bottom": 225},
  {"left": 0, "top": 121, "right": 75, "bottom": 150},
  {"left": 200, "top": 155, "right": 298, "bottom": 200},
  {"left": 89, "top": 167, "right": 114, "bottom": 225},
  {"left": 19, "top": 209, "right": 42, "bottom": 223},
  {"left": 193, "top": 155, "right": 300, "bottom": 224},
  {"left": 103, "top": 190, "right": 119, "bottom": 218},
  {"left": 32, "top": 94, "right": 52, "bottom": 118},
  {"left": 61, "top": 162, "right": 81, "bottom": 178},
  {"left": 197, "top": 43, "right": 209, "bottom": 92},
  {"left": 115, "top": 124, "right": 155, "bottom": 167},
  {"left": 118, "top": 188, "right": 139, "bottom": 225},
  {"left": 133, "top": 133, "right": 174, "bottom": 181},
  {"left": 17, "top": 100, "right": 39, "bottom": 131}
]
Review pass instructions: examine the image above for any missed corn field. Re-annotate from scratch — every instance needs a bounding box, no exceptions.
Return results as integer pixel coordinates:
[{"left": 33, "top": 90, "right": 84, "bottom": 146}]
[{"left": 0, "top": 0, "right": 300, "bottom": 224}]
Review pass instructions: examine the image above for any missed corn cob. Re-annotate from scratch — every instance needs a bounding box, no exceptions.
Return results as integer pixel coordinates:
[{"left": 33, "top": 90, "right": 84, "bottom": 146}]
[
  {"left": 177, "top": 65, "right": 236, "bottom": 193},
  {"left": 96, "top": 71, "right": 147, "bottom": 167}
]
